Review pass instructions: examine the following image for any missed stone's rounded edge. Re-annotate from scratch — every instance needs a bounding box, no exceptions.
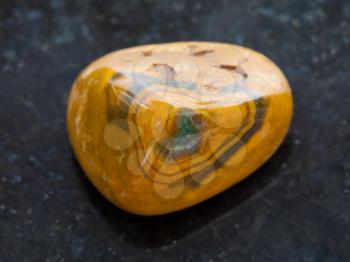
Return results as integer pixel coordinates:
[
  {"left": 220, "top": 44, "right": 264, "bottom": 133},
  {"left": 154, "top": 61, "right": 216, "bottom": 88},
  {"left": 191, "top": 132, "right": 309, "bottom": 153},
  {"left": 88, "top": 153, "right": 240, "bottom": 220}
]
[
  {"left": 65, "top": 67, "right": 171, "bottom": 216},
  {"left": 66, "top": 41, "right": 294, "bottom": 216}
]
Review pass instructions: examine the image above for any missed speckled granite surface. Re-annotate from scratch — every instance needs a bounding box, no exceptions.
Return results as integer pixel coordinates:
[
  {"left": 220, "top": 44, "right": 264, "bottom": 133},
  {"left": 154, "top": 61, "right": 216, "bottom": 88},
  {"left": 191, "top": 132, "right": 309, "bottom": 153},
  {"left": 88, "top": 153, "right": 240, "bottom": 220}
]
[{"left": 0, "top": 0, "right": 349, "bottom": 261}]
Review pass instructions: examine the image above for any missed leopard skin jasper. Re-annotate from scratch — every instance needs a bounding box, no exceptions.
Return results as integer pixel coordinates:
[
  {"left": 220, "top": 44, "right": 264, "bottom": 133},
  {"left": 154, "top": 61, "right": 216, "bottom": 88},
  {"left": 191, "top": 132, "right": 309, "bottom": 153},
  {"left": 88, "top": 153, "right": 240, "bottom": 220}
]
[{"left": 67, "top": 42, "right": 293, "bottom": 215}]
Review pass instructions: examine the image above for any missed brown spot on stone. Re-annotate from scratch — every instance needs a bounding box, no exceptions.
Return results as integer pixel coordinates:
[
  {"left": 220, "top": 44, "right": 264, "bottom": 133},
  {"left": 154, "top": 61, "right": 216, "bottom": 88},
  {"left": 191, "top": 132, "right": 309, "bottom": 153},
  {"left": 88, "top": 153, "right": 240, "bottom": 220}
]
[
  {"left": 151, "top": 63, "right": 176, "bottom": 81},
  {"left": 142, "top": 50, "right": 153, "bottom": 56},
  {"left": 215, "top": 64, "right": 248, "bottom": 79},
  {"left": 109, "top": 72, "right": 125, "bottom": 84},
  {"left": 203, "top": 83, "right": 218, "bottom": 91},
  {"left": 192, "top": 49, "right": 215, "bottom": 56}
]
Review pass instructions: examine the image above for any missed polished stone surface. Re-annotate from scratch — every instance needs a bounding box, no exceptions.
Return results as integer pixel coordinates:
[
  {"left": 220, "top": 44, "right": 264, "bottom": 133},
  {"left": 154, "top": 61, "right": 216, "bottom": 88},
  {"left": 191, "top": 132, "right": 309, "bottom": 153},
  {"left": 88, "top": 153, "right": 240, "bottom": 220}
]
[
  {"left": 67, "top": 42, "right": 293, "bottom": 215},
  {"left": 0, "top": 0, "right": 349, "bottom": 261}
]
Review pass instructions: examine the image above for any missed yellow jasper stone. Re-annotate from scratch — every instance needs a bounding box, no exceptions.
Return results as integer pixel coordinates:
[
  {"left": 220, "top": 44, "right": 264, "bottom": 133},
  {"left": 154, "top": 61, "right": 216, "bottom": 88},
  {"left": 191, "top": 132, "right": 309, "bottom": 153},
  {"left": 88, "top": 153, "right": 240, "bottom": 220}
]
[{"left": 67, "top": 42, "right": 293, "bottom": 215}]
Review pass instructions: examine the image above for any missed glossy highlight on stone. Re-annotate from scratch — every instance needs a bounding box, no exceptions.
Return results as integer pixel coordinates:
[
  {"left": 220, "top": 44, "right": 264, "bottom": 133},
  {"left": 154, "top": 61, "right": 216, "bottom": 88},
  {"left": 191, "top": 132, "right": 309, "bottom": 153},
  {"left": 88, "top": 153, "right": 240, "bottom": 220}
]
[{"left": 67, "top": 42, "right": 293, "bottom": 215}]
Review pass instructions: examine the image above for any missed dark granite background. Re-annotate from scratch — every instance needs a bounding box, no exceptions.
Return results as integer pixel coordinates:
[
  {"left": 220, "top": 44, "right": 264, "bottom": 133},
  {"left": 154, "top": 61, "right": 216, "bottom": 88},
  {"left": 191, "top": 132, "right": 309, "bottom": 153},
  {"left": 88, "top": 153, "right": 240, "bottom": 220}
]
[{"left": 1, "top": 0, "right": 349, "bottom": 261}]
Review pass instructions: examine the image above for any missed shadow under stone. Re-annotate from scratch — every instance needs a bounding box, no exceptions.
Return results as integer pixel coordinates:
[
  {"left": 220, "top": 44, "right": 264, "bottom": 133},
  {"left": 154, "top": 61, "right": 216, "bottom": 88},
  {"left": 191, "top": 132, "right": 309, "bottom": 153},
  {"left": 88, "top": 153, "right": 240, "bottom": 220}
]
[{"left": 74, "top": 134, "right": 293, "bottom": 249}]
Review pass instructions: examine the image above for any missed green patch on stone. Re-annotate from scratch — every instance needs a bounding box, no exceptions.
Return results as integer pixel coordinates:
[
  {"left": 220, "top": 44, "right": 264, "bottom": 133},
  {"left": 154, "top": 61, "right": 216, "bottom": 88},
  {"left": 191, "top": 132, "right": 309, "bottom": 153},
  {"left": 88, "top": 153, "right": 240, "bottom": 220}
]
[
  {"left": 157, "top": 111, "right": 201, "bottom": 159},
  {"left": 174, "top": 111, "right": 199, "bottom": 140}
]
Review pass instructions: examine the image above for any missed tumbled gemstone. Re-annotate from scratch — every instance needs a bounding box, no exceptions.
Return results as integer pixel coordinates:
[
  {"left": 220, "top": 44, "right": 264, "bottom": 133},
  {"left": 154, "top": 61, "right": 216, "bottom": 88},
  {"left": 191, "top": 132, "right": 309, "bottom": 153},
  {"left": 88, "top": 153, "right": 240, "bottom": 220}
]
[{"left": 67, "top": 42, "right": 293, "bottom": 215}]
